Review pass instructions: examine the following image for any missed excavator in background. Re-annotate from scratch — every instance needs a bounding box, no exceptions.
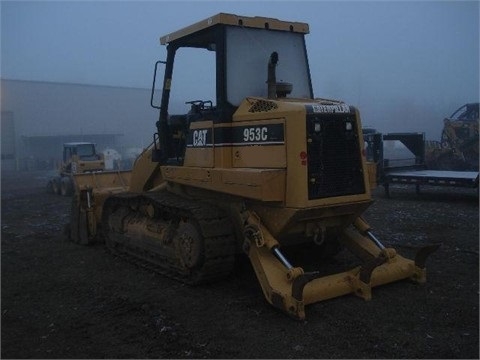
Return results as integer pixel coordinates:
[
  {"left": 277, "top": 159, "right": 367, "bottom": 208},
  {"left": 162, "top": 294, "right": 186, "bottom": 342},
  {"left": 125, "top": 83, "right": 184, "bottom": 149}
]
[
  {"left": 47, "top": 142, "right": 105, "bottom": 196},
  {"left": 425, "top": 103, "right": 479, "bottom": 171},
  {"left": 69, "top": 13, "right": 438, "bottom": 319}
]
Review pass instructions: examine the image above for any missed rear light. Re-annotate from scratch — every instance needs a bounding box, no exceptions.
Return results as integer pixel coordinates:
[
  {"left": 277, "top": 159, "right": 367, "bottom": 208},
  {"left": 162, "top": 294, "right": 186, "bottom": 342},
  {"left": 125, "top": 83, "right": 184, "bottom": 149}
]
[{"left": 300, "top": 151, "right": 307, "bottom": 166}]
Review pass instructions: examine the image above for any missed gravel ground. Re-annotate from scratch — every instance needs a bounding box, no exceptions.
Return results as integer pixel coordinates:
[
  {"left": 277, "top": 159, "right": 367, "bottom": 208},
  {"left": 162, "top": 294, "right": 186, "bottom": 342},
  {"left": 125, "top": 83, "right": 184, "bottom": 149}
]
[{"left": 1, "top": 170, "right": 478, "bottom": 359}]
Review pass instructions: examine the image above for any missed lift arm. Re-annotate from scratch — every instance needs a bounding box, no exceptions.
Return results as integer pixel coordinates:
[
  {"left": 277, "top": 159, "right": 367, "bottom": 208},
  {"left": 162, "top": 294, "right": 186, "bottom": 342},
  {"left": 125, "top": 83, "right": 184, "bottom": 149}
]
[{"left": 244, "top": 211, "right": 439, "bottom": 320}]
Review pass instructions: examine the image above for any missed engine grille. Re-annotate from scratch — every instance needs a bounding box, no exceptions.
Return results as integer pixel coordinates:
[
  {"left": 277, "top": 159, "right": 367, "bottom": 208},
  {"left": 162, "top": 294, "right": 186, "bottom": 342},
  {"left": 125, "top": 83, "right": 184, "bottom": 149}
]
[
  {"left": 306, "top": 113, "right": 365, "bottom": 199},
  {"left": 248, "top": 99, "right": 278, "bottom": 113}
]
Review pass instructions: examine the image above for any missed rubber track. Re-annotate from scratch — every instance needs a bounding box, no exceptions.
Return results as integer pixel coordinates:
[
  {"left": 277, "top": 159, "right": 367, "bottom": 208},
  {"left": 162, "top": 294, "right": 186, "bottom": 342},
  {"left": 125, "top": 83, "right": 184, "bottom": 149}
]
[{"left": 102, "top": 191, "right": 237, "bottom": 285}]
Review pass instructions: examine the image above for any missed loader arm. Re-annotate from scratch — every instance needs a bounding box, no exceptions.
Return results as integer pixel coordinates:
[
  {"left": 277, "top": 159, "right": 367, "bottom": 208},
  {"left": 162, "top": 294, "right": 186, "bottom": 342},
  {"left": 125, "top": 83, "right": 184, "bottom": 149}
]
[{"left": 244, "top": 211, "right": 439, "bottom": 320}]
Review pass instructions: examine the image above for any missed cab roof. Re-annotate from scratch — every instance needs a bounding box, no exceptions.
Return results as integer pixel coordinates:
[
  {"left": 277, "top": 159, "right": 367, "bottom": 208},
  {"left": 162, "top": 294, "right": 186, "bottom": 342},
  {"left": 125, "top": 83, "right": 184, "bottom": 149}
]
[
  {"left": 160, "top": 13, "right": 309, "bottom": 45},
  {"left": 64, "top": 142, "right": 95, "bottom": 147}
]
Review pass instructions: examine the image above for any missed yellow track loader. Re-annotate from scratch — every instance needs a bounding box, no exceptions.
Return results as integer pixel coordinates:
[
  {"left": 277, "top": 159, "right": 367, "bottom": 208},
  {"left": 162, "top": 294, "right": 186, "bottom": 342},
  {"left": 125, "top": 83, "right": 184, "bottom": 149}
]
[{"left": 70, "top": 13, "right": 438, "bottom": 319}]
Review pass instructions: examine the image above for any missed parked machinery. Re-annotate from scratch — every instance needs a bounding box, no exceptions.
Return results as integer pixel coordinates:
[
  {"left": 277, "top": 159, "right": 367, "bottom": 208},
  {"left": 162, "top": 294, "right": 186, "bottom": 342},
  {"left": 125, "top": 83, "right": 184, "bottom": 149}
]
[
  {"left": 425, "top": 103, "right": 479, "bottom": 171},
  {"left": 47, "top": 142, "right": 104, "bottom": 196},
  {"left": 69, "top": 13, "right": 438, "bottom": 319}
]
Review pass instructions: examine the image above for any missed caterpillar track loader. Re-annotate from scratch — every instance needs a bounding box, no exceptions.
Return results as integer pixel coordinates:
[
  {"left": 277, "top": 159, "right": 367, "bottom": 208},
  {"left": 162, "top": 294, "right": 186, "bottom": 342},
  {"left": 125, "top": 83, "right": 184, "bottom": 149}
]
[{"left": 70, "top": 13, "right": 438, "bottom": 319}]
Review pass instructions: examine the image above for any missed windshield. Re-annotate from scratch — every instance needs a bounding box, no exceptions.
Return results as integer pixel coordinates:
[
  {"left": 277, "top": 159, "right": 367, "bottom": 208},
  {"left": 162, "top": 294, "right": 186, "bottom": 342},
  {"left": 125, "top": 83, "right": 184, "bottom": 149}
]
[
  {"left": 77, "top": 144, "right": 96, "bottom": 157},
  {"left": 225, "top": 27, "right": 312, "bottom": 105},
  {"left": 450, "top": 104, "right": 479, "bottom": 121}
]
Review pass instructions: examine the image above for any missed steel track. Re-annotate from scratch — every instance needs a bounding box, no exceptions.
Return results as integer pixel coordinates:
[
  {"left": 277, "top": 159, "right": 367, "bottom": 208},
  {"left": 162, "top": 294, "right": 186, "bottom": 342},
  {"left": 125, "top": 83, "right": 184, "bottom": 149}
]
[{"left": 101, "top": 191, "right": 237, "bottom": 285}]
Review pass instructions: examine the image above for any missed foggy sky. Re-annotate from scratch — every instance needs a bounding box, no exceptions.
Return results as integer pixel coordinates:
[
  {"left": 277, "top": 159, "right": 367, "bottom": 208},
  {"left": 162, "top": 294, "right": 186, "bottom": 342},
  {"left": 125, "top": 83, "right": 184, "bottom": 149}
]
[{"left": 1, "top": 1, "right": 479, "bottom": 140}]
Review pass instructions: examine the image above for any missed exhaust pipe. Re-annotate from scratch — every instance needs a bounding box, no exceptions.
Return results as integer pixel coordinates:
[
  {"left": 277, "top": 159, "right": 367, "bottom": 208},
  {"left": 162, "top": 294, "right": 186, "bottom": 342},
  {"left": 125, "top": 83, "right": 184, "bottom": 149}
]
[{"left": 267, "top": 51, "right": 279, "bottom": 99}]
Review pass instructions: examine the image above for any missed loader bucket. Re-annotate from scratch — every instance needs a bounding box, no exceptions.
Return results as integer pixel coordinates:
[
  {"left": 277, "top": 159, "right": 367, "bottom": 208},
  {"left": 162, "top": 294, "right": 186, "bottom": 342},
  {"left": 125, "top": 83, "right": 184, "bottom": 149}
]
[
  {"left": 245, "top": 212, "right": 440, "bottom": 320},
  {"left": 73, "top": 170, "right": 131, "bottom": 194}
]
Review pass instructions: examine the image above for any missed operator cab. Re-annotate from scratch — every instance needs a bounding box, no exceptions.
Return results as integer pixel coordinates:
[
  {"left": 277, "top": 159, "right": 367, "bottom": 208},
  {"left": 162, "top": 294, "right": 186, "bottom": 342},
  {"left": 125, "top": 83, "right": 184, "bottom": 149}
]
[
  {"left": 151, "top": 13, "right": 313, "bottom": 164},
  {"left": 63, "top": 142, "right": 98, "bottom": 162}
]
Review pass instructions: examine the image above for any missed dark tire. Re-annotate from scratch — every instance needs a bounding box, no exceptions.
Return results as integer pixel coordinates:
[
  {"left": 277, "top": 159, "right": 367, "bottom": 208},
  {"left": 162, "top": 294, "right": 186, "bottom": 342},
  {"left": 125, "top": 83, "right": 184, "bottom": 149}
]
[
  {"left": 46, "top": 179, "right": 54, "bottom": 194},
  {"left": 69, "top": 195, "right": 92, "bottom": 245},
  {"left": 60, "top": 177, "right": 73, "bottom": 196},
  {"left": 52, "top": 177, "right": 61, "bottom": 195},
  {"left": 69, "top": 196, "right": 80, "bottom": 243},
  {"left": 78, "top": 209, "right": 90, "bottom": 245}
]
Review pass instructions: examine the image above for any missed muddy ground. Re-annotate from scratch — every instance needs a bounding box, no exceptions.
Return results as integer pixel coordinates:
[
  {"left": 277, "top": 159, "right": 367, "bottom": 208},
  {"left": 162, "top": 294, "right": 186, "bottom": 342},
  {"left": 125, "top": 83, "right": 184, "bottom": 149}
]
[{"left": 1, "top": 170, "right": 478, "bottom": 359}]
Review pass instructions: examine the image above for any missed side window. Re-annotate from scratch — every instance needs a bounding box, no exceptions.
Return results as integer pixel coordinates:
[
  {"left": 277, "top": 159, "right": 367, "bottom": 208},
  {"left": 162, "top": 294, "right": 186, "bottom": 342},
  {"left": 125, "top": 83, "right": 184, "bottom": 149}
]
[
  {"left": 451, "top": 105, "right": 467, "bottom": 120},
  {"left": 169, "top": 48, "right": 216, "bottom": 115},
  {"left": 64, "top": 148, "right": 71, "bottom": 162}
]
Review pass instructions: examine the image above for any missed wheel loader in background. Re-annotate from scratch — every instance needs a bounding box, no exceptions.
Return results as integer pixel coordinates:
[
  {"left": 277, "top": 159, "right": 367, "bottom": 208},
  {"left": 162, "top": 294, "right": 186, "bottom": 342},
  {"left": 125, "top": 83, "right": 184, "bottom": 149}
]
[
  {"left": 425, "top": 103, "right": 479, "bottom": 171},
  {"left": 47, "top": 142, "right": 105, "bottom": 196},
  {"left": 69, "top": 13, "right": 438, "bottom": 319}
]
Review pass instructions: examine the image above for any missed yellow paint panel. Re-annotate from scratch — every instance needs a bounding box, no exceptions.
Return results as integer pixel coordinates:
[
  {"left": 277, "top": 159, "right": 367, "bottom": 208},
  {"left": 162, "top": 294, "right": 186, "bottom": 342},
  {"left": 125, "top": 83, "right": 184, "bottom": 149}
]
[
  {"left": 184, "top": 148, "right": 214, "bottom": 168},
  {"left": 184, "top": 121, "right": 214, "bottom": 168},
  {"left": 231, "top": 118, "right": 286, "bottom": 169},
  {"left": 232, "top": 145, "right": 286, "bottom": 168},
  {"left": 161, "top": 166, "right": 285, "bottom": 201},
  {"left": 160, "top": 13, "right": 309, "bottom": 44}
]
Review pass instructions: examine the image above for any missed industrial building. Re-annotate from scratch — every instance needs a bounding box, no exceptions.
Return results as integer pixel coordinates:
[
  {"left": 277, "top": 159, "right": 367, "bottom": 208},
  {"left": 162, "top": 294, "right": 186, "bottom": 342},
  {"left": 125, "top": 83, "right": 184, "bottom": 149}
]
[{"left": 1, "top": 79, "right": 158, "bottom": 171}]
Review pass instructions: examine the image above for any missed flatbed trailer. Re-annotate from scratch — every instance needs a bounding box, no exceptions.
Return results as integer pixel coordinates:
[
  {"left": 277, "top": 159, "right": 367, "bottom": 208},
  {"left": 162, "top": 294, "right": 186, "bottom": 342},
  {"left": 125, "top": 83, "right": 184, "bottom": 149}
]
[
  {"left": 363, "top": 131, "right": 479, "bottom": 197},
  {"left": 384, "top": 168, "right": 479, "bottom": 197}
]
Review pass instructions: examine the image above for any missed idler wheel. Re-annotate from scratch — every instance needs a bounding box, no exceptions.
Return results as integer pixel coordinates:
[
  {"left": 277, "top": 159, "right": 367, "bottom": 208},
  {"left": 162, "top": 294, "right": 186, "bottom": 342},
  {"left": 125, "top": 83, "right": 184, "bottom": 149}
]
[{"left": 175, "top": 221, "right": 204, "bottom": 269}]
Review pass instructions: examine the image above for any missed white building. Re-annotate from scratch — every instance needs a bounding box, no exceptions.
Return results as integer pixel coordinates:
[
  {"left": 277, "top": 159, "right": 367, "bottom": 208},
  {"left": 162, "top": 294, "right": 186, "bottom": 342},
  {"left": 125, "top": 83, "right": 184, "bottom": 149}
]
[{"left": 1, "top": 79, "right": 158, "bottom": 171}]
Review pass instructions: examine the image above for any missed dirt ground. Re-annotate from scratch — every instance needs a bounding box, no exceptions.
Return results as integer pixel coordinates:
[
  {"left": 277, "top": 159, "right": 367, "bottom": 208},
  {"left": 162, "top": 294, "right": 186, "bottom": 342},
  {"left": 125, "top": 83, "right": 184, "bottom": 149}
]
[{"left": 1, "top": 169, "right": 478, "bottom": 359}]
